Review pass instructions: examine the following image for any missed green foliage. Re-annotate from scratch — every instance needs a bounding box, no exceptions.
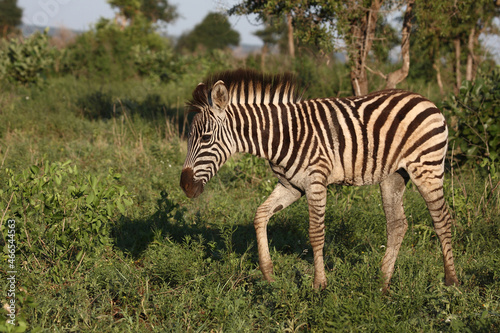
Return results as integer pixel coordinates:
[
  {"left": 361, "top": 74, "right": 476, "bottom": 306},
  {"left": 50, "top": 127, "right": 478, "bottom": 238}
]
[
  {"left": 293, "top": 55, "right": 352, "bottom": 98},
  {"left": 0, "top": 30, "right": 54, "bottom": 84},
  {"left": 132, "top": 44, "right": 183, "bottom": 82},
  {"left": 223, "top": 154, "right": 272, "bottom": 186},
  {"left": 372, "top": 15, "right": 399, "bottom": 63},
  {"left": 62, "top": 18, "right": 179, "bottom": 81},
  {"left": 145, "top": 234, "right": 207, "bottom": 287},
  {"left": 176, "top": 12, "right": 240, "bottom": 52},
  {"left": 230, "top": 0, "right": 337, "bottom": 51},
  {"left": 139, "top": 0, "right": 178, "bottom": 23},
  {"left": 254, "top": 18, "right": 287, "bottom": 49},
  {"left": 108, "top": 0, "right": 178, "bottom": 23},
  {"left": 0, "top": 161, "right": 133, "bottom": 274},
  {"left": 444, "top": 67, "right": 500, "bottom": 177}
]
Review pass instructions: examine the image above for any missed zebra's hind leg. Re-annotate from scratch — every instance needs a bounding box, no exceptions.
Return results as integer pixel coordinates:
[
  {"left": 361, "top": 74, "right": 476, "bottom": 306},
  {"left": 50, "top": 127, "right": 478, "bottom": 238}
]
[
  {"left": 380, "top": 170, "right": 410, "bottom": 293},
  {"left": 409, "top": 167, "right": 459, "bottom": 287},
  {"left": 254, "top": 182, "right": 302, "bottom": 283},
  {"left": 306, "top": 180, "right": 328, "bottom": 290}
]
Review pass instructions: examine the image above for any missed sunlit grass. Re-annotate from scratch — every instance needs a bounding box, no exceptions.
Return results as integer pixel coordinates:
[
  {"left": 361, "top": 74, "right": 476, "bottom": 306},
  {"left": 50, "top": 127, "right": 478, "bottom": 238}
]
[{"left": 0, "top": 75, "right": 498, "bottom": 332}]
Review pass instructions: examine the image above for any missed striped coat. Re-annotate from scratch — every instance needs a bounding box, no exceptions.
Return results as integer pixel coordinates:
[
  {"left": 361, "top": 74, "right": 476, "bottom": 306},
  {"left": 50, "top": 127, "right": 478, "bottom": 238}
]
[{"left": 180, "top": 69, "right": 459, "bottom": 291}]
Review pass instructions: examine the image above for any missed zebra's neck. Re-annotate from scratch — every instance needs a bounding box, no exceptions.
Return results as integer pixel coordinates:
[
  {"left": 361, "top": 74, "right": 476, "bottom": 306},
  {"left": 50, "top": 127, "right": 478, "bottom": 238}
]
[{"left": 227, "top": 101, "right": 299, "bottom": 165}]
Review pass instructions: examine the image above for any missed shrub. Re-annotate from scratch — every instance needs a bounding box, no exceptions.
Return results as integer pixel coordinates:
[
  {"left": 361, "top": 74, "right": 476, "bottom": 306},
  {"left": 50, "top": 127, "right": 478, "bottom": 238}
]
[
  {"left": 62, "top": 18, "right": 181, "bottom": 82},
  {"left": 0, "top": 30, "right": 55, "bottom": 84},
  {"left": 132, "top": 44, "right": 184, "bottom": 82},
  {"left": 443, "top": 67, "right": 500, "bottom": 178},
  {"left": 0, "top": 161, "right": 133, "bottom": 277}
]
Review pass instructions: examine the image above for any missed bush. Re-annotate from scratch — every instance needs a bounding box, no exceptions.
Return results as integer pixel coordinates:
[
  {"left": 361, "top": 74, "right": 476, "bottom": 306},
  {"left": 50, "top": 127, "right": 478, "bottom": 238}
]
[
  {"left": 0, "top": 30, "right": 55, "bottom": 84},
  {"left": 62, "top": 18, "right": 181, "bottom": 82},
  {"left": 0, "top": 161, "right": 133, "bottom": 278},
  {"left": 443, "top": 67, "right": 500, "bottom": 178},
  {"left": 132, "top": 44, "right": 184, "bottom": 82}
]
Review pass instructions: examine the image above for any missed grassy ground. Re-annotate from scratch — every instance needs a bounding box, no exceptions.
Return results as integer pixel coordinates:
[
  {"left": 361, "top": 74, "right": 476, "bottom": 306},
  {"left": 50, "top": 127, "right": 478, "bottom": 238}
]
[{"left": 0, "top": 75, "right": 499, "bottom": 332}]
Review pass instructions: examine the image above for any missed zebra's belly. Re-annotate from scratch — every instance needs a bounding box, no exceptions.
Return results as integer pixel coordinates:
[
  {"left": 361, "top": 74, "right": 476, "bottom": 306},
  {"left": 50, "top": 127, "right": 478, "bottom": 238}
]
[
  {"left": 327, "top": 164, "right": 400, "bottom": 187},
  {"left": 277, "top": 155, "right": 403, "bottom": 189}
]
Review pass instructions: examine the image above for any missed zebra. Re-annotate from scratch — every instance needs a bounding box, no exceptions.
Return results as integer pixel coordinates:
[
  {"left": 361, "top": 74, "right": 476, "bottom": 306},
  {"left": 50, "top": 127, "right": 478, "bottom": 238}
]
[{"left": 180, "top": 68, "right": 459, "bottom": 291}]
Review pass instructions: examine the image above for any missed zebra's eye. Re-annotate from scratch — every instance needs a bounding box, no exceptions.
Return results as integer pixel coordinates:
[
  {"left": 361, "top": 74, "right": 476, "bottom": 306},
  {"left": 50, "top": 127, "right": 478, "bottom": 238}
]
[{"left": 201, "top": 134, "right": 211, "bottom": 143}]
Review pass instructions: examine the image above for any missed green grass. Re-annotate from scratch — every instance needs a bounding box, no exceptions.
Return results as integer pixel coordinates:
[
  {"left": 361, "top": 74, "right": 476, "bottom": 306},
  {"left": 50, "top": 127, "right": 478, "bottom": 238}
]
[{"left": 0, "top": 75, "right": 499, "bottom": 332}]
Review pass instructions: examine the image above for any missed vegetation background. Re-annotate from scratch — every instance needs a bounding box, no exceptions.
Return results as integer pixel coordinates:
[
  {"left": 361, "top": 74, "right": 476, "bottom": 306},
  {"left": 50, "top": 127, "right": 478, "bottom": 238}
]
[{"left": 0, "top": 0, "right": 499, "bottom": 331}]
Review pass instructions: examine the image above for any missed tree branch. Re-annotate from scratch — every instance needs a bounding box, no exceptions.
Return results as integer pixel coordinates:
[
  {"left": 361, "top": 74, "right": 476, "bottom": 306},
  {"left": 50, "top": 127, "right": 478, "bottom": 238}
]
[
  {"left": 365, "top": 64, "right": 387, "bottom": 79},
  {"left": 385, "top": 0, "right": 415, "bottom": 89}
]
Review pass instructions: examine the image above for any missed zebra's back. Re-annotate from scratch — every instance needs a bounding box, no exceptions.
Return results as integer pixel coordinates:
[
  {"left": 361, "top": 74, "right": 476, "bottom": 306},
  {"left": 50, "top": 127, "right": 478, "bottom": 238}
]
[{"left": 301, "top": 90, "right": 447, "bottom": 187}]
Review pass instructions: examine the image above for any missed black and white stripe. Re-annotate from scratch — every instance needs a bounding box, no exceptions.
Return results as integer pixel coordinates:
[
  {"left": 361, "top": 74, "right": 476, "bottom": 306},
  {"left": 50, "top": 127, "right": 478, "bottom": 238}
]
[{"left": 180, "top": 69, "right": 458, "bottom": 290}]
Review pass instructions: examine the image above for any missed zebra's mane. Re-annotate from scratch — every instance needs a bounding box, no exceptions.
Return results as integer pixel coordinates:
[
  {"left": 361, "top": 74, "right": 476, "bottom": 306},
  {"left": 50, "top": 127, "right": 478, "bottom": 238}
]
[{"left": 188, "top": 69, "right": 302, "bottom": 111}]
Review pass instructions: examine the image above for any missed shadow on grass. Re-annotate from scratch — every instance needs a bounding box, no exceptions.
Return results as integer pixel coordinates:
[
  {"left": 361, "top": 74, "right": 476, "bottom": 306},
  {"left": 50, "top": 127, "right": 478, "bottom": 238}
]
[
  {"left": 111, "top": 191, "right": 308, "bottom": 261},
  {"left": 76, "top": 91, "right": 196, "bottom": 137},
  {"left": 111, "top": 190, "right": 369, "bottom": 272},
  {"left": 112, "top": 190, "right": 216, "bottom": 258}
]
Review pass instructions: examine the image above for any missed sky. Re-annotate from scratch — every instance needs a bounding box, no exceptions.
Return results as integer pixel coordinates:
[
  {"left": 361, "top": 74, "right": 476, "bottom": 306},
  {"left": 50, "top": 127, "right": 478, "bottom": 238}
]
[{"left": 17, "top": 0, "right": 265, "bottom": 45}]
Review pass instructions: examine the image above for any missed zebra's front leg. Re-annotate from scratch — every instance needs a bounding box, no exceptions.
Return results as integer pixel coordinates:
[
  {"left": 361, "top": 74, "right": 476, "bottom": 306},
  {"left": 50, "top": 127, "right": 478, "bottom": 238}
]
[
  {"left": 254, "top": 182, "right": 302, "bottom": 282},
  {"left": 306, "top": 180, "right": 328, "bottom": 289}
]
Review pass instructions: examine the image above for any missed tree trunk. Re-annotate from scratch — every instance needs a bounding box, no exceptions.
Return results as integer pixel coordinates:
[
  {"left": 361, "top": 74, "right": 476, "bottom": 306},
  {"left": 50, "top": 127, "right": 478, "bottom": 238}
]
[
  {"left": 350, "top": 68, "right": 369, "bottom": 96},
  {"left": 466, "top": 26, "right": 479, "bottom": 82},
  {"left": 349, "top": 0, "right": 382, "bottom": 96},
  {"left": 261, "top": 43, "right": 268, "bottom": 72},
  {"left": 287, "top": 14, "right": 295, "bottom": 58},
  {"left": 453, "top": 37, "right": 461, "bottom": 94},
  {"left": 465, "top": 27, "right": 474, "bottom": 81},
  {"left": 433, "top": 60, "right": 444, "bottom": 96},
  {"left": 385, "top": 0, "right": 415, "bottom": 89}
]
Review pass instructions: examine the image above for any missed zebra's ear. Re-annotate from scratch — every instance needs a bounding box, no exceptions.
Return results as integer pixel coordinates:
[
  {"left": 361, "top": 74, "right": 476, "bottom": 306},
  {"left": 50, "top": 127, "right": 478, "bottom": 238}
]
[{"left": 210, "top": 80, "right": 229, "bottom": 116}]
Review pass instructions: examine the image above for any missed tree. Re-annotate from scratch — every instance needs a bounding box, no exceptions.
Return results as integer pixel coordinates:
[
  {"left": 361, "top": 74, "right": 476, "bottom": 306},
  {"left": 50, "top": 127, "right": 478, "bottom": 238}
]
[
  {"left": 457, "top": 0, "right": 500, "bottom": 82},
  {"left": 253, "top": 16, "right": 290, "bottom": 70},
  {"left": 254, "top": 20, "right": 282, "bottom": 70},
  {"left": 108, "top": 0, "right": 178, "bottom": 26},
  {"left": 412, "top": 0, "right": 500, "bottom": 94},
  {"left": 230, "top": 0, "right": 415, "bottom": 96},
  {"left": 411, "top": 1, "right": 452, "bottom": 95},
  {"left": 141, "top": 0, "right": 178, "bottom": 23},
  {"left": 0, "top": 0, "right": 22, "bottom": 37},
  {"left": 176, "top": 12, "right": 240, "bottom": 52},
  {"left": 342, "top": 0, "right": 383, "bottom": 95}
]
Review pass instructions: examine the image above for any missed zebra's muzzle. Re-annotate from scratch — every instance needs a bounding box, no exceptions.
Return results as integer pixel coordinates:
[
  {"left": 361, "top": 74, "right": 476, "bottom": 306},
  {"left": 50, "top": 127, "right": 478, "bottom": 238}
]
[{"left": 180, "top": 167, "right": 204, "bottom": 198}]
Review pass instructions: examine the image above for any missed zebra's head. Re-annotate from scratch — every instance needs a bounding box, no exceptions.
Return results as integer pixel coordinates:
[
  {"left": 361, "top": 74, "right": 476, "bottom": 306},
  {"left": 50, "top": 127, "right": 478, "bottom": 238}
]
[{"left": 180, "top": 79, "right": 232, "bottom": 198}]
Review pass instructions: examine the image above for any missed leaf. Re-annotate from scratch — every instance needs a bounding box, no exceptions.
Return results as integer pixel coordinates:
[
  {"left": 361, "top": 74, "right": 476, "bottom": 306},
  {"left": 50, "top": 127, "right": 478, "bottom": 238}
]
[
  {"left": 117, "top": 200, "right": 125, "bottom": 214},
  {"left": 52, "top": 213, "right": 65, "bottom": 221},
  {"left": 13, "top": 319, "right": 27, "bottom": 332},
  {"left": 30, "top": 165, "right": 40, "bottom": 175},
  {"left": 55, "top": 174, "right": 62, "bottom": 186},
  {"left": 107, "top": 202, "right": 113, "bottom": 216},
  {"left": 86, "top": 190, "right": 96, "bottom": 206},
  {"left": 89, "top": 175, "right": 98, "bottom": 191},
  {"left": 76, "top": 249, "right": 84, "bottom": 262}
]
